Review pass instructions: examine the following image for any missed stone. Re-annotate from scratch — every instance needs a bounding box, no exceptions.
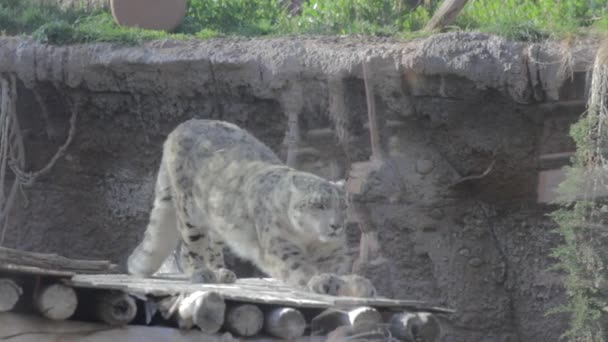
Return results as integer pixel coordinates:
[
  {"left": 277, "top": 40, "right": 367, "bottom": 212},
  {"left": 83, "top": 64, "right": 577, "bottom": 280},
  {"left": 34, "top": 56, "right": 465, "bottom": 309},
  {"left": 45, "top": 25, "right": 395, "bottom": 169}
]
[
  {"left": 468, "top": 258, "right": 483, "bottom": 267},
  {"left": 458, "top": 248, "right": 470, "bottom": 257},
  {"left": 416, "top": 159, "right": 435, "bottom": 175},
  {"left": 111, "top": 0, "right": 186, "bottom": 32},
  {"left": 429, "top": 208, "right": 444, "bottom": 220}
]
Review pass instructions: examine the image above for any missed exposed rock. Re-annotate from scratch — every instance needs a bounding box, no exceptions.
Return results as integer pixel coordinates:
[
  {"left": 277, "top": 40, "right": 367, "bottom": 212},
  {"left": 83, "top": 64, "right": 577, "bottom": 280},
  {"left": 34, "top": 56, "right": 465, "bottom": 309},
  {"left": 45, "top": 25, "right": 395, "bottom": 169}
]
[{"left": 0, "top": 33, "right": 598, "bottom": 341}]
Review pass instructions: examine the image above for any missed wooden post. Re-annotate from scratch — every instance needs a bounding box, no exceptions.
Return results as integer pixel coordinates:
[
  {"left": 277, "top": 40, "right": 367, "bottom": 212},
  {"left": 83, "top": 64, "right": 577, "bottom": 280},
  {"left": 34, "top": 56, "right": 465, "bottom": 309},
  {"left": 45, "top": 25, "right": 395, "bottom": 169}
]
[
  {"left": 35, "top": 283, "right": 78, "bottom": 321},
  {"left": 96, "top": 291, "right": 137, "bottom": 326},
  {"left": 263, "top": 307, "right": 306, "bottom": 339},
  {"left": 311, "top": 306, "right": 382, "bottom": 335},
  {"left": 389, "top": 311, "right": 441, "bottom": 342},
  {"left": 174, "top": 291, "right": 225, "bottom": 333},
  {"left": 0, "top": 278, "right": 22, "bottom": 312},
  {"left": 347, "top": 59, "right": 387, "bottom": 274},
  {"left": 425, "top": 0, "right": 469, "bottom": 31},
  {"left": 225, "top": 304, "right": 264, "bottom": 337}
]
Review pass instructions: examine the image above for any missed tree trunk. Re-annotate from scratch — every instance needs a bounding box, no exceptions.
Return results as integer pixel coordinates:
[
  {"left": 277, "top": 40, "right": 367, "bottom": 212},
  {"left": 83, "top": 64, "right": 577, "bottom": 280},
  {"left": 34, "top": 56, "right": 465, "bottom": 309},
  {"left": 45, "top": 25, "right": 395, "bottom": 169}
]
[{"left": 425, "top": 0, "right": 469, "bottom": 31}]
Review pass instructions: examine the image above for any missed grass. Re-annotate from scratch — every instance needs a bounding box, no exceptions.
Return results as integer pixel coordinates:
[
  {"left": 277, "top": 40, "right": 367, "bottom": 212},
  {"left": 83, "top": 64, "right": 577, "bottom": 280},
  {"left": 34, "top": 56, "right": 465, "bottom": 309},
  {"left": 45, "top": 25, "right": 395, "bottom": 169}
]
[{"left": 0, "top": 0, "right": 606, "bottom": 44}]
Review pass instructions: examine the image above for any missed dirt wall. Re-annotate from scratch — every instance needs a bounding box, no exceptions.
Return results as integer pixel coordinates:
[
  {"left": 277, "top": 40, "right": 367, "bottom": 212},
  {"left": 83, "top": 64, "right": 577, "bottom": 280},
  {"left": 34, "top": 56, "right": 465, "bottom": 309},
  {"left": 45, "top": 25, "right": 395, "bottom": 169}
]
[{"left": 0, "top": 33, "right": 600, "bottom": 341}]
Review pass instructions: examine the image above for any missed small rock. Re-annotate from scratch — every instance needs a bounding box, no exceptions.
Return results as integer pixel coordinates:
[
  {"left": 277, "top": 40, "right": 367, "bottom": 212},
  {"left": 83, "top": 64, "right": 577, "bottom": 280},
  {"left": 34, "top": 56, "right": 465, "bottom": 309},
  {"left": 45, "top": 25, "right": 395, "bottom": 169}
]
[
  {"left": 429, "top": 208, "right": 444, "bottom": 220},
  {"left": 512, "top": 257, "right": 521, "bottom": 263},
  {"left": 422, "top": 225, "right": 438, "bottom": 232},
  {"left": 416, "top": 159, "right": 435, "bottom": 175},
  {"left": 468, "top": 258, "right": 483, "bottom": 267},
  {"left": 458, "top": 248, "right": 470, "bottom": 257}
]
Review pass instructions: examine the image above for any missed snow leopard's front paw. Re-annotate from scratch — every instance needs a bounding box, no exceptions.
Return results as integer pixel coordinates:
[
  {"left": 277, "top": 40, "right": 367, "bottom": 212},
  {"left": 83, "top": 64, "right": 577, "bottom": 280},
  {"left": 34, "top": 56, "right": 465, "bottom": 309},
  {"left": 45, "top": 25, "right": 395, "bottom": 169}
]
[
  {"left": 307, "top": 273, "right": 346, "bottom": 296},
  {"left": 215, "top": 268, "right": 237, "bottom": 284},
  {"left": 338, "top": 274, "right": 377, "bottom": 298},
  {"left": 189, "top": 268, "right": 217, "bottom": 284}
]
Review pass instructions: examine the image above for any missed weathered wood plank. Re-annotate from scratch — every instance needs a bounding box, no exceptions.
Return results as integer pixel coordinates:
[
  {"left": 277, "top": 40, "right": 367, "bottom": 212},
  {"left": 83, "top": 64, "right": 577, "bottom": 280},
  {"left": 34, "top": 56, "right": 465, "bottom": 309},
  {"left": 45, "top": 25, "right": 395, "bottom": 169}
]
[
  {"left": 0, "top": 247, "right": 117, "bottom": 274},
  {"left": 66, "top": 274, "right": 455, "bottom": 313},
  {"left": 1, "top": 263, "right": 75, "bottom": 277}
]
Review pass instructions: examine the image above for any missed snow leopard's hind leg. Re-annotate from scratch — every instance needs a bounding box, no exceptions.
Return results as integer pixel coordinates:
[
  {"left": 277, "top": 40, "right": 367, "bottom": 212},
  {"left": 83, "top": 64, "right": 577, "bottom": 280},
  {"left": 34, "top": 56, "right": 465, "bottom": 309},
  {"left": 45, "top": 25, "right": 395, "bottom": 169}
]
[
  {"left": 174, "top": 200, "right": 237, "bottom": 284},
  {"left": 127, "top": 162, "right": 180, "bottom": 277}
]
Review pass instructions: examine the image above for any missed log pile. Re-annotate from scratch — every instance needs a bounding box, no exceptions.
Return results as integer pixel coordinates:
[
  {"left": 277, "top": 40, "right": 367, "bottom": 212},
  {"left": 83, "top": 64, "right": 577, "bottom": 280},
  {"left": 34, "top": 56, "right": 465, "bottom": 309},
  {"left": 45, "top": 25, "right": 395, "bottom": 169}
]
[{"left": 0, "top": 247, "right": 454, "bottom": 341}]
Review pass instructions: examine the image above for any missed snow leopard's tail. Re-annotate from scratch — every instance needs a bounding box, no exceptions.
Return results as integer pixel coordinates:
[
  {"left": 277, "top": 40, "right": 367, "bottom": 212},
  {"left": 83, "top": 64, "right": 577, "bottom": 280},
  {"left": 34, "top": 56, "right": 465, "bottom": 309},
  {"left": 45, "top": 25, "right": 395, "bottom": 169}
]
[{"left": 127, "top": 160, "right": 179, "bottom": 276}]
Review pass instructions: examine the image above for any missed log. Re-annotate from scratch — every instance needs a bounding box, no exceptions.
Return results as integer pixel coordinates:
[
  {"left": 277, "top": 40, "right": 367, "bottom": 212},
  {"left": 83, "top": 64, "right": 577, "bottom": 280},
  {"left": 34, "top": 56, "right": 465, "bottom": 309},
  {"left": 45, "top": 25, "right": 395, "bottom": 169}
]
[
  {"left": 311, "top": 306, "right": 382, "bottom": 335},
  {"left": 326, "top": 325, "right": 388, "bottom": 341},
  {"left": 225, "top": 304, "right": 264, "bottom": 337},
  {"left": 389, "top": 311, "right": 441, "bottom": 342},
  {"left": 95, "top": 291, "right": 137, "bottom": 326},
  {"left": 263, "top": 307, "right": 306, "bottom": 339},
  {"left": 347, "top": 306, "right": 382, "bottom": 330},
  {"left": 163, "top": 291, "right": 225, "bottom": 333},
  {"left": 0, "top": 278, "right": 22, "bottom": 312},
  {"left": 35, "top": 283, "right": 78, "bottom": 320},
  {"left": 425, "top": 0, "right": 469, "bottom": 31}
]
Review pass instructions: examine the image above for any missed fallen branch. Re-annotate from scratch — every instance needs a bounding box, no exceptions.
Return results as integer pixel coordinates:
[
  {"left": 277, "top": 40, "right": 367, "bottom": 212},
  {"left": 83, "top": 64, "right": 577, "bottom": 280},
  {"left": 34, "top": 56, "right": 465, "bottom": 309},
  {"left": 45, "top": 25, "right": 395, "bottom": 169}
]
[{"left": 449, "top": 159, "right": 496, "bottom": 187}]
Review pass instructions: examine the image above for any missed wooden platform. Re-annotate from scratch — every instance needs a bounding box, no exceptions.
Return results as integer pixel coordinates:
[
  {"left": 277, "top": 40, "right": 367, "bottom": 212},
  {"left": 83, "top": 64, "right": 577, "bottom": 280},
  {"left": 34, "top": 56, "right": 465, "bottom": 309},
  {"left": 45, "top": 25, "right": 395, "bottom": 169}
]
[
  {"left": 67, "top": 273, "right": 454, "bottom": 313},
  {"left": 0, "top": 247, "right": 453, "bottom": 341}
]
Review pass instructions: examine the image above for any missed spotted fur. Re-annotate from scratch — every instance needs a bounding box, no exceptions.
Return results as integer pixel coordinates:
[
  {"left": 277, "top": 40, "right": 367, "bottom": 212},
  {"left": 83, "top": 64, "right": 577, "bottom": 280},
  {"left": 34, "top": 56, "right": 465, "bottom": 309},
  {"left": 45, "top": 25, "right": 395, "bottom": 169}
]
[{"left": 127, "top": 119, "right": 375, "bottom": 296}]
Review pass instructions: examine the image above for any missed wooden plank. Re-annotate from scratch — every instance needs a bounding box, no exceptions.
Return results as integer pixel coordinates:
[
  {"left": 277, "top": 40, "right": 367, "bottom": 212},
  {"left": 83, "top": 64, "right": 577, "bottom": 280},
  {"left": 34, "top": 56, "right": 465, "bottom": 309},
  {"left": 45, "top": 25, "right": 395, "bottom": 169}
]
[
  {"left": 0, "top": 263, "right": 75, "bottom": 277},
  {"left": 0, "top": 247, "right": 117, "bottom": 274},
  {"left": 66, "top": 274, "right": 455, "bottom": 314}
]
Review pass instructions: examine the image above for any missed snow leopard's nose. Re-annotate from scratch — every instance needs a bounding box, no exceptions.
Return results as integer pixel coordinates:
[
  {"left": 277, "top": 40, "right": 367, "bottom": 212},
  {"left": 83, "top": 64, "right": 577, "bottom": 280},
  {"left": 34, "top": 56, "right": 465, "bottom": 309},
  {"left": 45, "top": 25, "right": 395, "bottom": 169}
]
[{"left": 330, "top": 224, "right": 340, "bottom": 231}]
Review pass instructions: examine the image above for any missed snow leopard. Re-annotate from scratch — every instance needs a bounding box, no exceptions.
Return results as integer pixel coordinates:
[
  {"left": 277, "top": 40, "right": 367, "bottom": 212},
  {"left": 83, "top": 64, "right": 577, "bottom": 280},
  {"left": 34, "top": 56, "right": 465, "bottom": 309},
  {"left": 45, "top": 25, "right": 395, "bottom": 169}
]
[{"left": 127, "top": 119, "right": 376, "bottom": 297}]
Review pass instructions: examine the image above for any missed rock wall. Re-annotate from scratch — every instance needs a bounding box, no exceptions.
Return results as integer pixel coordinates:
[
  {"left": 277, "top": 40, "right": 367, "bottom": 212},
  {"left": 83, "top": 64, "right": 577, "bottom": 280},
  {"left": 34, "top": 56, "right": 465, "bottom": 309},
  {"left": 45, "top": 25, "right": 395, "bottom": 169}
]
[{"left": 0, "top": 33, "right": 600, "bottom": 341}]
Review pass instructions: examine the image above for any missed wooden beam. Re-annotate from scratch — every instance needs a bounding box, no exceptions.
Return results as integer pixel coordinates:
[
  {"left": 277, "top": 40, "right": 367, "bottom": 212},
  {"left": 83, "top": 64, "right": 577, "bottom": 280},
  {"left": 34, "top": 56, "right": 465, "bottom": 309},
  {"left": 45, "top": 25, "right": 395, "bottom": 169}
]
[
  {"left": 96, "top": 291, "right": 137, "bottom": 326},
  {"left": 35, "top": 283, "right": 78, "bottom": 320},
  {"left": 311, "top": 306, "right": 382, "bottom": 335},
  {"left": 159, "top": 291, "right": 226, "bottom": 333},
  {"left": 389, "top": 311, "right": 441, "bottom": 342},
  {"left": 0, "top": 278, "right": 22, "bottom": 312},
  {"left": 264, "top": 307, "right": 306, "bottom": 339},
  {"left": 225, "top": 304, "right": 264, "bottom": 337}
]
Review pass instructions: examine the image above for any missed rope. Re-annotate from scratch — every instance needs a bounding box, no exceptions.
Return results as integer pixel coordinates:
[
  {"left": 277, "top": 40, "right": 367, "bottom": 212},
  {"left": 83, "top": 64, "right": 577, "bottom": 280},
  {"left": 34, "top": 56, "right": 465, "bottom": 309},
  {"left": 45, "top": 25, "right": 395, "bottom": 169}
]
[
  {"left": 0, "top": 74, "right": 79, "bottom": 245},
  {"left": 8, "top": 94, "right": 78, "bottom": 187}
]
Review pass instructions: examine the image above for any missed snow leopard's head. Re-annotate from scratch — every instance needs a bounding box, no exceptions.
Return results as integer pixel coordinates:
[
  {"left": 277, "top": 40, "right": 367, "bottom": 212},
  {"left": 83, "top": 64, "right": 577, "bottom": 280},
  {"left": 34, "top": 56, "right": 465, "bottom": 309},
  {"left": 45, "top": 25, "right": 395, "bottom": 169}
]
[{"left": 287, "top": 173, "right": 347, "bottom": 242}]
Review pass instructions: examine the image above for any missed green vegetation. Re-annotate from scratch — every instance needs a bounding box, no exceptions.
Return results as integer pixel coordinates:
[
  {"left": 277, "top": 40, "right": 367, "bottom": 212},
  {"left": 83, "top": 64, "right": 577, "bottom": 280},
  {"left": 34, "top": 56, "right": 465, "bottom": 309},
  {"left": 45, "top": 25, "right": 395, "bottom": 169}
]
[
  {"left": 549, "top": 44, "right": 608, "bottom": 341},
  {"left": 0, "top": 0, "right": 606, "bottom": 44}
]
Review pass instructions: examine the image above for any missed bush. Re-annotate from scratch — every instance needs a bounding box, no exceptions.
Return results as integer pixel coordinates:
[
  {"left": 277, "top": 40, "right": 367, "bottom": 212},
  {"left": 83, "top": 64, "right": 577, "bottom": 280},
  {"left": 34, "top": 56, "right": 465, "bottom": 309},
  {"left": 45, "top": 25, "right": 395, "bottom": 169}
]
[
  {"left": 458, "top": 0, "right": 608, "bottom": 40},
  {"left": 186, "top": 0, "right": 286, "bottom": 36},
  {"left": 0, "top": 0, "right": 607, "bottom": 44}
]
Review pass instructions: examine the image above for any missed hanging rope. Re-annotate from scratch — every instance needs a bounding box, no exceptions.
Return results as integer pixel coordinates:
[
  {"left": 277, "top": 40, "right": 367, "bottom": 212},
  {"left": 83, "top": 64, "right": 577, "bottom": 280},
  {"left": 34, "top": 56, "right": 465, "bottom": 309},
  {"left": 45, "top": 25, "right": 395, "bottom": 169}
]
[{"left": 0, "top": 74, "right": 79, "bottom": 245}]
